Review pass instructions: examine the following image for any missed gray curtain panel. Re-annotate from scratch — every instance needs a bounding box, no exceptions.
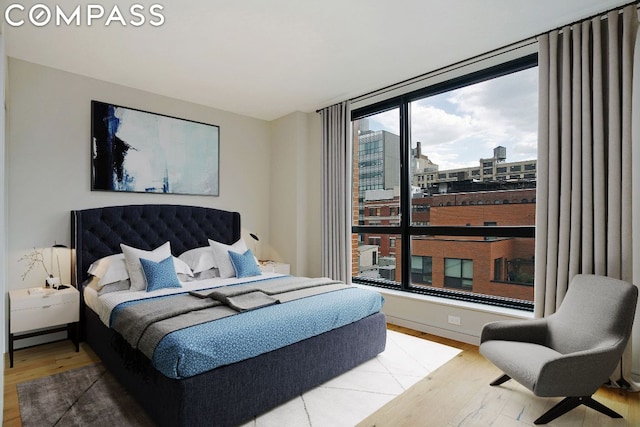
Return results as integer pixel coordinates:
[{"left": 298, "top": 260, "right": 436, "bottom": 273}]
[
  {"left": 536, "top": 5, "right": 638, "bottom": 315},
  {"left": 536, "top": 5, "right": 639, "bottom": 388},
  {"left": 320, "top": 101, "right": 352, "bottom": 283}
]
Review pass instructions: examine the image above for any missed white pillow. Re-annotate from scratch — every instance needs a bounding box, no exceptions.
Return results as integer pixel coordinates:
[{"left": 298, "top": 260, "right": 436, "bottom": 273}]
[
  {"left": 87, "top": 253, "right": 129, "bottom": 288},
  {"left": 178, "top": 247, "right": 216, "bottom": 273},
  {"left": 121, "top": 242, "right": 172, "bottom": 291},
  {"left": 172, "top": 256, "right": 194, "bottom": 277},
  {"left": 208, "top": 238, "right": 248, "bottom": 278}
]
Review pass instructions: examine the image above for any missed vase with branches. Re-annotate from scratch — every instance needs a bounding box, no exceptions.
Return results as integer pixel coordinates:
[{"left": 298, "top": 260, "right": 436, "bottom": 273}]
[{"left": 19, "top": 248, "right": 53, "bottom": 285}]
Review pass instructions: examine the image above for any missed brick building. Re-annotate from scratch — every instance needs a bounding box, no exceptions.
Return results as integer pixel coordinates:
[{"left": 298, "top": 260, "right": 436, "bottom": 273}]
[{"left": 360, "top": 184, "right": 536, "bottom": 302}]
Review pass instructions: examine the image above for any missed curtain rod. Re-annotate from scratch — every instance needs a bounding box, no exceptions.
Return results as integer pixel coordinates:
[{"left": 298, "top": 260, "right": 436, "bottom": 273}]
[
  {"left": 317, "top": 0, "right": 639, "bottom": 113},
  {"left": 315, "top": 37, "right": 536, "bottom": 113},
  {"left": 536, "top": 0, "right": 639, "bottom": 38},
  {"left": 347, "top": 38, "right": 536, "bottom": 106}
]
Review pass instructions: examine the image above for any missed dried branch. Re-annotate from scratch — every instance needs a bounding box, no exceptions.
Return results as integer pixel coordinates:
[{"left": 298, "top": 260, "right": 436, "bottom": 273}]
[{"left": 18, "top": 248, "right": 51, "bottom": 281}]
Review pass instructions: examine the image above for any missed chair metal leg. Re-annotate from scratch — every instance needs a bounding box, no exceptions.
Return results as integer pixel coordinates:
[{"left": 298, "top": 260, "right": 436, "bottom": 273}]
[
  {"left": 489, "top": 374, "right": 511, "bottom": 386},
  {"left": 581, "top": 396, "right": 622, "bottom": 419},
  {"left": 534, "top": 396, "right": 623, "bottom": 425}
]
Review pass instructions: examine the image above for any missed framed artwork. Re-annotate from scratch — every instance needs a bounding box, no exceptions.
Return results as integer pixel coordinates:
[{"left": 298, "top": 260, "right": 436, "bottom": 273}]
[{"left": 91, "top": 100, "right": 220, "bottom": 196}]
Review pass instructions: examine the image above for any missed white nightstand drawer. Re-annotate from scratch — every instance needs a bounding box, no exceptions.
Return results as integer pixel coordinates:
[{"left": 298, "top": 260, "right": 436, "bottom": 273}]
[
  {"left": 11, "top": 301, "right": 78, "bottom": 333},
  {"left": 11, "top": 289, "right": 77, "bottom": 310},
  {"left": 9, "top": 287, "right": 79, "bottom": 333}
]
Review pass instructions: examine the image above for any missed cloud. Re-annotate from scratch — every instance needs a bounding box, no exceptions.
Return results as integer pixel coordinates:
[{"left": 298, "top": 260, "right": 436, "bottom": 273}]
[{"left": 364, "top": 67, "right": 538, "bottom": 171}]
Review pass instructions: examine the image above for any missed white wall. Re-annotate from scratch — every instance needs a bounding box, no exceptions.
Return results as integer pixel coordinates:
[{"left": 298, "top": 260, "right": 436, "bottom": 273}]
[
  {"left": 369, "top": 287, "right": 531, "bottom": 345},
  {"left": 269, "top": 111, "right": 322, "bottom": 277},
  {"left": 5, "top": 58, "right": 273, "bottom": 297},
  {"left": 304, "top": 113, "right": 322, "bottom": 278}
]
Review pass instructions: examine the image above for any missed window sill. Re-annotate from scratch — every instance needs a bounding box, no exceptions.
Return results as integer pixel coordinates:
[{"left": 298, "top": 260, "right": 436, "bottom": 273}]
[{"left": 356, "top": 283, "right": 533, "bottom": 319}]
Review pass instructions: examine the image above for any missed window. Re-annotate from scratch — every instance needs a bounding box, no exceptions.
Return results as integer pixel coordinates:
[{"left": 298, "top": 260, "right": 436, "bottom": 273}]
[
  {"left": 444, "top": 258, "right": 473, "bottom": 290},
  {"left": 411, "top": 256, "right": 432, "bottom": 284},
  {"left": 494, "top": 258, "right": 504, "bottom": 281},
  {"left": 351, "top": 54, "right": 537, "bottom": 310}
]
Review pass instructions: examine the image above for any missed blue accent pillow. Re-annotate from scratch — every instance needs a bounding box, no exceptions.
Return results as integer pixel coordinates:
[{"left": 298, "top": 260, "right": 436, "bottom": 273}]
[
  {"left": 228, "top": 249, "right": 262, "bottom": 278},
  {"left": 140, "top": 256, "right": 182, "bottom": 292}
]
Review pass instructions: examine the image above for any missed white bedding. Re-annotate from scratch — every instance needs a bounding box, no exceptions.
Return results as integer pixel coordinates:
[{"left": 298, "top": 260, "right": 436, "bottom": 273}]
[{"left": 84, "top": 272, "right": 285, "bottom": 326}]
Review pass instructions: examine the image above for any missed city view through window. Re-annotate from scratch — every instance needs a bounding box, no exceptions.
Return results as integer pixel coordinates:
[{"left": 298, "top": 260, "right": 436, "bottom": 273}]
[{"left": 352, "top": 63, "right": 538, "bottom": 307}]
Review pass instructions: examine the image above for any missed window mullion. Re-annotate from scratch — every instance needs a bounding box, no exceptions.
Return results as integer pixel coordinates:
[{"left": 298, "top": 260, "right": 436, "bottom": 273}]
[{"left": 399, "top": 99, "right": 411, "bottom": 291}]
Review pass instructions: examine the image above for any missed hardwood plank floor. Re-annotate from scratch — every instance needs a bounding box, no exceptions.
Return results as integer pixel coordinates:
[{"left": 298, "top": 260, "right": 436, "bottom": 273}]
[
  {"left": 3, "top": 326, "right": 639, "bottom": 427},
  {"left": 361, "top": 324, "right": 640, "bottom": 427},
  {"left": 3, "top": 340, "right": 100, "bottom": 427}
]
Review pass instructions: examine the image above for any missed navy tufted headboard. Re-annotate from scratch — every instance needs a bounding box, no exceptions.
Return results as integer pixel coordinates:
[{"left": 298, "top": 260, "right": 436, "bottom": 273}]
[{"left": 71, "top": 204, "right": 241, "bottom": 287}]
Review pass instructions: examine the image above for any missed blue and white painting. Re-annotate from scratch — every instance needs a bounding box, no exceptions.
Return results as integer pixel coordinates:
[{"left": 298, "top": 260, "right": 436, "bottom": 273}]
[{"left": 92, "top": 101, "right": 219, "bottom": 196}]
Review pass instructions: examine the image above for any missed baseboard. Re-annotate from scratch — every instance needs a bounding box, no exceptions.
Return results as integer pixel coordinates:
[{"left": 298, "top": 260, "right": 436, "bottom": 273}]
[{"left": 386, "top": 315, "right": 480, "bottom": 346}]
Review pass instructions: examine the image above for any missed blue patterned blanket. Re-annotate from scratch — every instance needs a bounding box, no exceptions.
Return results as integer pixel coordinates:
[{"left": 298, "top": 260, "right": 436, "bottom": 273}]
[{"left": 109, "top": 277, "right": 384, "bottom": 379}]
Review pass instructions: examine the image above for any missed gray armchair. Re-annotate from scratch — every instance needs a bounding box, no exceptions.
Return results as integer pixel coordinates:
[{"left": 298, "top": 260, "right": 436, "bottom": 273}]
[{"left": 480, "top": 274, "right": 638, "bottom": 424}]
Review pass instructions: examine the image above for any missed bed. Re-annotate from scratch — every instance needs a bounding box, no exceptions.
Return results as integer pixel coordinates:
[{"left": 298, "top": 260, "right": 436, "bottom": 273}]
[{"left": 71, "top": 204, "right": 387, "bottom": 427}]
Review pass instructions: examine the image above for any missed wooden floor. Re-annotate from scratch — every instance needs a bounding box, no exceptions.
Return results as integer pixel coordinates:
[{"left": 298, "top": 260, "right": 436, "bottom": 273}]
[
  {"left": 3, "top": 326, "right": 639, "bottom": 427},
  {"left": 361, "top": 325, "right": 640, "bottom": 427},
  {"left": 3, "top": 340, "right": 100, "bottom": 427}
]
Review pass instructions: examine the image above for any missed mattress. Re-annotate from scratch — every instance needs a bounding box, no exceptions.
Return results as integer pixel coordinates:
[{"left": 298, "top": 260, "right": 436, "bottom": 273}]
[{"left": 84, "top": 274, "right": 385, "bottom": 379}]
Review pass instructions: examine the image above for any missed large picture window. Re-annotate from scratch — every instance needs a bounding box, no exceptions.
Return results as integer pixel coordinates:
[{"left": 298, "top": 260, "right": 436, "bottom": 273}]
[{"left": 351, "top": 54, "right": 537, "bottom": 310}]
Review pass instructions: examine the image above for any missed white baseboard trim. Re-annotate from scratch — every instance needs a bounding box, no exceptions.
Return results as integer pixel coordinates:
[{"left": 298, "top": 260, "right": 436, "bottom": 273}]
[{"left": 386, "top": 314, "right": 480, "bottom": 346}]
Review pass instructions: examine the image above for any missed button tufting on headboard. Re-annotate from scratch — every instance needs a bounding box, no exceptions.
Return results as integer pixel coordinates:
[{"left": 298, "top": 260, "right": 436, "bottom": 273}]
[{"left": 71, "top": 204, "right": 241, "bottom": 286}]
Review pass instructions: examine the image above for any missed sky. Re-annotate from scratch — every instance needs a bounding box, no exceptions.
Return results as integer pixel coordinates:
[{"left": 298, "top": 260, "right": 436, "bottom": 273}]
[{"left": 364, "top": 66, "right": 538, "bottom": 171}]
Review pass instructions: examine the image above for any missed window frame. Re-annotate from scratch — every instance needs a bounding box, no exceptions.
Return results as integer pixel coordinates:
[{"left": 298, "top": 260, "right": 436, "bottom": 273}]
[{"left": 351, "top": 53, "right": 537, "bottom": 311}]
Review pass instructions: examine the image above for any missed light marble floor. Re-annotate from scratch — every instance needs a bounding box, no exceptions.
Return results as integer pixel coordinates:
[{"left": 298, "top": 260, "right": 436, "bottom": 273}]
[{"left": 241, "top": 330, "right": 463, "bottom": 427}]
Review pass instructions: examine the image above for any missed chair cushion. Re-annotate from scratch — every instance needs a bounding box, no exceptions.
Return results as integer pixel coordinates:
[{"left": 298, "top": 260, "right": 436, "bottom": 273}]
[{"left": 480, "top": 340, "right": 561, "bottom": 393}]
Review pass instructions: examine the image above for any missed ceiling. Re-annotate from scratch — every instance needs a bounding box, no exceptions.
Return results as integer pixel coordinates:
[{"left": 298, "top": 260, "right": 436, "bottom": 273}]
[{"left": 3, "top": 0, "right": 632, "bottom": 121}]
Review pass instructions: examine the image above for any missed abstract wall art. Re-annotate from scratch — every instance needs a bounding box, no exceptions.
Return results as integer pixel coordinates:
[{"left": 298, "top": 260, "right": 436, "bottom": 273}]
[{"left": 91, "top": 100, "right": 220, "bottom": 196}]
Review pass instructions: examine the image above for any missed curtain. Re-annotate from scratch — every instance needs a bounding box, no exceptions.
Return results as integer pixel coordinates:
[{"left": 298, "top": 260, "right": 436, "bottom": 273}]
[
  {"left": 536, "top": 4, "right": 638, "bottom": 388},
  {"left": 320, "top": 101, "right": 351, "bottom": 283},
  {"left": 633, "top": 6, "right": 640, "bottom": 390}
]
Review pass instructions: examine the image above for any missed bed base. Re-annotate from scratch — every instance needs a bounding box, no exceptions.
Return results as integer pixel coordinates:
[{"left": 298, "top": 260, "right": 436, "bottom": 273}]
[
  {"left": 85, "top": 306, "right": 387, "bottom": 427},
  {"left": 73, "top": 205, "right": 387, "bottom": 426}
]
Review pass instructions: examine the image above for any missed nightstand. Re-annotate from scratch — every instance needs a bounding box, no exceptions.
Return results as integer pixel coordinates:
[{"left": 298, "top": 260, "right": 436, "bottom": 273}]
[
  {"left": 8, "top": 286, "right": 80, "bottom": 367},
  {"left": 259, "top": 261, "right": 290, "bottom": 274}
]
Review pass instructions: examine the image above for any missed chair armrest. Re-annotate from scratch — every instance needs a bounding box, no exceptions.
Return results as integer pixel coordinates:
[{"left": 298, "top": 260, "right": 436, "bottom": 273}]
[
  {"left": 535, "top": 341, "right": 625, "bottom": 396},
  {"left": 480, "top": 318, "right": 548, "bottom": 345}
]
